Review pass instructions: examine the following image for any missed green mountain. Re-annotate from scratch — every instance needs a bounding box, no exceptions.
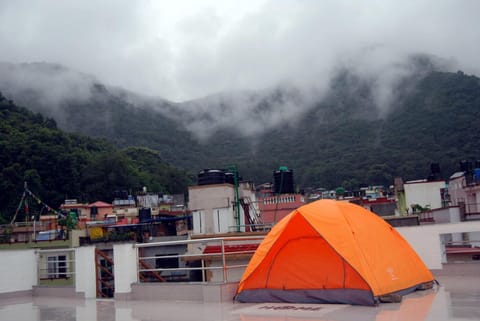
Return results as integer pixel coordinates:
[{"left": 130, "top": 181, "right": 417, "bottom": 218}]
[
  {"left": 0, "top": 92, "right": 189, "bottom": 223},
  {"left": 1, "top": 61, "right": 479, "bottom": 192}
]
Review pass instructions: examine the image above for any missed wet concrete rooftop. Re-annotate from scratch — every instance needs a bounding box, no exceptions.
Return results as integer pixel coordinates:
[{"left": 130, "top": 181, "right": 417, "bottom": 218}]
[{"left": 0, "top": 274, "right": 479, "bottom": 321}]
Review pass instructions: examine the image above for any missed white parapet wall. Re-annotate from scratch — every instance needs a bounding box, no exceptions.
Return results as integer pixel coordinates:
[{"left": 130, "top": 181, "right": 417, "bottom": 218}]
[
  {"left": 397, "top": 221, "right": 480, "bottom": 270},
  {"left": 113, "top": 243, "right": 138, "bottom": 300},
  {"left": 0, "top": 249, "right": 37, "bottom": 296},
  {"left": 75, "top": 246, "right": 96, "bottom": 298},
  {"left": 2, "top": 221, "right": 480, "bottom": 299}
]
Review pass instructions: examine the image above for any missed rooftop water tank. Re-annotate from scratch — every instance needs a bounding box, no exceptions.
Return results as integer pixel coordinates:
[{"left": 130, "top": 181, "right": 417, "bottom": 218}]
[
  {"left": 273, "top": 166, "right": 294, "bottom": 194},
  {"left": 474, "top": 168, "right": 480, "bottom": 183},
  {"left": 198, "top": 169, "right": 226, "bottom": 185}
]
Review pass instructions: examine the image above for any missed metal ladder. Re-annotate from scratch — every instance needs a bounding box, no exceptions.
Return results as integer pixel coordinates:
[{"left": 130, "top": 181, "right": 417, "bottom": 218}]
[{"left": 240, "top": 196, "right": 263, "bottom": 231}]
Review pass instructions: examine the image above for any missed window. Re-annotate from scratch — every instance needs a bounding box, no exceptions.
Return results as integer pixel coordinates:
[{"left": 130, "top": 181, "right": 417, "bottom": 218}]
[{"left": 46, "top": 255, "right": 67, "bottom": 279}]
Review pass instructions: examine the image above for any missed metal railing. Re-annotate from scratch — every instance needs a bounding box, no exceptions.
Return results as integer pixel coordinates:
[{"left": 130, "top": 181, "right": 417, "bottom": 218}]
[
  {"left": 36, "top": 248, "right": 76, "bottom": 286},
  {"left": 465, "top": 203, "right": 480, "bottom": 216},
  {"left": 445, "top": 240, "right": 480, "bottom": 248},
  {"left": 0, "top": 222, "right": 68, "bottom": 244},
  {"left": 134, "top": 235, "right": 264, "bottom": 283},
  {"left": 227, "top": 223, "right": 272, "bottom": 233}
]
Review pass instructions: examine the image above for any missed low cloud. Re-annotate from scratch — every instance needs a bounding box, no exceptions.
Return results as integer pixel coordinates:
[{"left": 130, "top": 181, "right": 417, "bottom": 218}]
[
  {"left": 0, "top": 62, "right": 95, "bottom": 108},
  {"left": 0, "top": 1, "right": 478, "bottom": 139},
  {"left": 0, "top": 1, "right": 478, "bottom": 102}
]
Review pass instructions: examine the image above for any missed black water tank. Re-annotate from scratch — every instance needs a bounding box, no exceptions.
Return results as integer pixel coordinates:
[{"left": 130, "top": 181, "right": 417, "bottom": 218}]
[
  {"left": 273, "top": 167, "right": 294, "bottom": 194},
  {"left": 224, "top": 172, "right": 235, "bottom": 185},
  {"left": 198, "top": 169, "right": 226, "bottom": 185},
  {"left": 139, "top": 208, "right": 152, "bottom": 222},
  {"left": 197, "top": 169, "right": 208, "bottom": 185}
]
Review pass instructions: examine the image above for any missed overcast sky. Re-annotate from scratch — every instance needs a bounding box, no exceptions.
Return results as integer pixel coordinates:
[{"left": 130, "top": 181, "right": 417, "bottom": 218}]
[{"left": 0, "top": 0, "right": 479, "bottom": 102}]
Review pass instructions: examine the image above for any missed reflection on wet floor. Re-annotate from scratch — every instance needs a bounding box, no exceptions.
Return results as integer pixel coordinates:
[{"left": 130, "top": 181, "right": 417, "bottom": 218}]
[{"left": 1, "top": 278, "right": 479, "bottom": 321}]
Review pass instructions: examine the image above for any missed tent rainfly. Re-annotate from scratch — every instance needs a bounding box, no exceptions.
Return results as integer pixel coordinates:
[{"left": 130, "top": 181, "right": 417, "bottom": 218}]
[{"left": 235, "top": 199, "right": 435, "bottom": 306}]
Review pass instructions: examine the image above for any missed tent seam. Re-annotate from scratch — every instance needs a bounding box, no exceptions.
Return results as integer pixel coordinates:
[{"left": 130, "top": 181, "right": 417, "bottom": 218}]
[{"left": 336, "top": 204, "right": 381, "bottom": 294}]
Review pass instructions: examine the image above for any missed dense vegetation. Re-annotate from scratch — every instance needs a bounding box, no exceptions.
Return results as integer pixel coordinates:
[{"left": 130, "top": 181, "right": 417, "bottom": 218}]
[
  {"left": 1, "top": 63, "right": 480, "bottom": 196},
  {"left": 0, "top": 93, "right": 190, "bottom": 223},
  {"left": 249, "top": 70, "right": 480, "bottom": 189}
]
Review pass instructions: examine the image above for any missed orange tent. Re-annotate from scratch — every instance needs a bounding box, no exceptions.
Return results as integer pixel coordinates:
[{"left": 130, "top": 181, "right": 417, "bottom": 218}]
[{"left": 236, "top": 199, "right": 435, "bottom": 306}]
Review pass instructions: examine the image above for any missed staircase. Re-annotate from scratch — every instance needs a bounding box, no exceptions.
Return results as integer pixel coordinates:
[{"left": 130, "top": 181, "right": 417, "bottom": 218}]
[
  {"left": 138, "top": 259, "right": 166, "bottom": 282},
  {"left": 95, "top": 249, "right": 114, "bottom": 298}
]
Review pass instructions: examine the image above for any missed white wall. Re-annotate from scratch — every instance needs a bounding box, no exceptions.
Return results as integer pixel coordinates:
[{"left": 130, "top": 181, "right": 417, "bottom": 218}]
[
  {"left": 397, "top": 221, "right": 480, "bottom": 269},
  {"left": 113, "top": 243, "right": 138, "bottom": 297},
  {"left": 192, "top": 210, "right": 205, "bottom": 234},
  {"left": 75, "top": 246, "right": 96, "bottom": 298},
  {"left": 404, "top": 180, "right": 445, "bottom": 210},
  {"left": 189, "top": 182, "right": 257, "bottom": 234},
  {"left": 189, "top": 185, "right": 233, "bottom": 210},
  {"left": 448, "top": 175, "right": 466, "bottom": 205},
  {"left": 431, "top": 207, "right": 460, "bottom": 224},
  {"left": 0, "top": 249, "right": 37, "bottom": 294},
  {"left": 213, "top": 207, "right": 233, "bottom": 233},
  {"left": 189, "top": 184, "right": 234, "bottom": 234},
  {"left": 470, "top": 231, "right": 480, "bottom": 247}
]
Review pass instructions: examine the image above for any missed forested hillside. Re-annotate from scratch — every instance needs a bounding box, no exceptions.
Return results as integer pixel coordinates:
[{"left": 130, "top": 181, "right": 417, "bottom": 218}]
[
  {"left": 1, "top": 63, "right": 479, "bottom": 191},
  {"left": 0, "top": 92, "right": 190, "bottom": 223},
  {"left": 250, "top": 70, "right": 480, "bottom": 188}
]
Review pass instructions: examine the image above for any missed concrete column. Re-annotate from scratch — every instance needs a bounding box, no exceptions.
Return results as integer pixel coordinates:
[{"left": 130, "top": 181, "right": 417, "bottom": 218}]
[
  {"left": 75, "top": 246, "right": 96, "bottom": 298},
  {"left": 113, "top": 243, "right": 138, "bottom": 299}
]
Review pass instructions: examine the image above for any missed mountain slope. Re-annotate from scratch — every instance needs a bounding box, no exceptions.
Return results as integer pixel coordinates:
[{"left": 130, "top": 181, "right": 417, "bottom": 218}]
[
  {"left": 1, "top": 62, "right": 479, "bottom": 190},
  {"left": 0, "top": 92, "right": 189, "bottom": 222}
]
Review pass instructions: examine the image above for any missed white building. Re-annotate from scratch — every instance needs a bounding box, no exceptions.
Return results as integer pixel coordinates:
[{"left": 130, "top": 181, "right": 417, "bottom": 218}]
[
  {"left": 188, "top": 181, "right": 258, "bottom": 235},
  {"left": 448, "top": 171, "right": 480, "bottom": 215},
  {"left": 404, "top": 179, "right": 446, "bottom": 212}
]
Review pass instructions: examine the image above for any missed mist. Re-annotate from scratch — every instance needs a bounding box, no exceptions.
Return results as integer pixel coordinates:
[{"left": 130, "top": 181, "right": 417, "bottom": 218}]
[
  {"left": 0, "top": 1, "right": 478, "bottom": 139},
  {"left": 0, "top": 62, "right": 95, "bottom": 106}
]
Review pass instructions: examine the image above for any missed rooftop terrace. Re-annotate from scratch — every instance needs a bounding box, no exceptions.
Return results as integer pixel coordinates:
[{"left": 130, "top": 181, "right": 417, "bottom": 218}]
[{"left": 0, "top": 271, "right": 479, "bottom": 321}]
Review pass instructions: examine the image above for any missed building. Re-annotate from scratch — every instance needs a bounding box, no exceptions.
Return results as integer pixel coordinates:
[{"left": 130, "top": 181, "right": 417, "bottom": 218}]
[
  {"left": 256, "top": 188, "right": 305, "bottom": 224},
  {"left": 188, "top": 181, "right": 258, "bottom": 234},
  {"left": 449, "top": 169, "right": 480, "bottom": 218},
  {"left": 402, "top": 179, "right": 446, "bottom": 214}
]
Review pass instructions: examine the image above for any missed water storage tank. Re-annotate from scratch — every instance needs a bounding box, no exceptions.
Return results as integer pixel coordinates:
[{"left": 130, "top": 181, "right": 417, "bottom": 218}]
[
  {"left": 198, "top": 169, "right": 226, "bottom": 185},
  {"left": 475, "top": 168, "right": 480, "bottom": 183},
  {"left": 197, "top": 169, "right": 208, "bottom": 185},
  {"left": 225, "top": 172, "right": 235, "bottom": 185},
  {"left": 273, "top": 166, "right": 295, "bottom": 194}
]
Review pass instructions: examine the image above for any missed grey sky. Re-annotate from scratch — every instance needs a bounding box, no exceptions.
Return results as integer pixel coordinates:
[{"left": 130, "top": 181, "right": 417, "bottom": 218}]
[{"left": 0, "top": 0, "right": 479, "bottom": 102}]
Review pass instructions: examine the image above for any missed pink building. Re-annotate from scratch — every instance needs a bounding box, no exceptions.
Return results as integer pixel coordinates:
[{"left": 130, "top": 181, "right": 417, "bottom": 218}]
[
  {"left": 257, "top": 190, "right": 305, "bottom": 224},
  {"left": 87, "top": 201, "right": 113, "bottom": 220}
]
